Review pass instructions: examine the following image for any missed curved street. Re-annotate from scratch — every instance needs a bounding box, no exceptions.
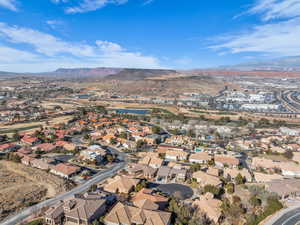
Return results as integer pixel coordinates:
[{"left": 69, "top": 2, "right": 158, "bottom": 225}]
[
  {"left": 1, "top": 147, "right": 127, "bottom": 225},
  {"left": 265, "top": 205, "right": 300, "bottom": 225}
]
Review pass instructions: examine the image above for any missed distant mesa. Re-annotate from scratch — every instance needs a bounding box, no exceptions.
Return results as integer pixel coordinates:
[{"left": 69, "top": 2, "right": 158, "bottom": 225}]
[{"left": 2, "top": 56, "right": 300, "bottom": 79}]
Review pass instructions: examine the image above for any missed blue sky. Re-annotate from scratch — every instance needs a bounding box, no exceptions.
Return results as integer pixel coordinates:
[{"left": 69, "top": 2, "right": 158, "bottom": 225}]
[{"left": 0, "top": 0, "right": 299, "bottom": 72}]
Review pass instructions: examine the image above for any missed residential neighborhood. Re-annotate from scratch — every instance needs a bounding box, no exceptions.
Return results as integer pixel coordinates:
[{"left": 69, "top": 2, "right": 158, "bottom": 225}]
[{"left": 2, "top": 103, "right": 300, "bottom": 225}]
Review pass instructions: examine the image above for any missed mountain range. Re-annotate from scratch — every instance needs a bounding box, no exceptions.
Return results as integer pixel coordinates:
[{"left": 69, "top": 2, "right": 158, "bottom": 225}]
[
  {"left": 1, "top": 56, "right": 300, "bottom": 80},
  {"left": 219, "top": 56, "right": 300, "bottom": 72}
]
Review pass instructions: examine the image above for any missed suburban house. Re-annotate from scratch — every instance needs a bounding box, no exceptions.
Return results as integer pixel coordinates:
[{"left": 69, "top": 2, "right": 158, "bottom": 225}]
[
  {"left": 103, "top": 176, "right": 140, "bottom": 194},
  {"left": 50, "top": 163, "right": 81, "bottom": 179},
  {"left": 127, "top": 163, "right": 158, "bottom": 179},
  {"left": 0, "top": 143, "right": 19, "bottom": 153},
  {"left": 265, "top": 179, "right": 300, "bottom": 200},
  {"left": 192, "top": 193, "right": 222, "bottom": 224},
  {"left": 223, "top": 168, "right": 252, "bottom": 182},
  {"left": 280, "top": 162, "right": 300, "bottom": 177},
  {"left": 251, "top": 157, "right": 278, "bottom": 170},
  {"left": 189, "top": 152, "right": 212, "bottom": 164},
  {"left": 139, "top": 154, "right": 164, "bottom": 169},
  {"left": 206, "top": 167, "right": 221, "bottom": 177},
  {"left": 44, "top": 194, "right": 107, "bottom": 225},
  {"left": 156, "top": 166, "right": 187, "bottom": 183},
  {"left": 214, "top": 155, "right": 240, "bottom": 168},
  {"left": 192, "top": 171, "right": 222, "bottom": 187},
  {"left": 31, "top": 158, "right": 53, "bottom": 170},
  {"left": 131, "top": 188, "right": 168, "bottom": 210},
  {"left": 79, "top": 145, "right": 106, "bottom": 163},
  {"left": 21, "top": 155, "right": 35, "bottom": 166},
  {"left": 165, "top": 150, "right": 188, "bottom": 161},
  {"left": 64, "top": 197, "right": 106, "bottom": 225},
  {"left": 253, "top": 172, "right": 283, "bottom": 183},
  {"left": 104, "top": 202, "right": 171, "bottom": 225},
  {"left": 34, "top": 143, "right": 56, "bottom": 152},
  {"left": 21, "top": 135, "right": 40, "bottom": 146},
  {"left": 158, "top": 144, "right": 185, "bottom": 152},
  {"left": 44, "top": 202, "right": 64, "bottom": 225}
]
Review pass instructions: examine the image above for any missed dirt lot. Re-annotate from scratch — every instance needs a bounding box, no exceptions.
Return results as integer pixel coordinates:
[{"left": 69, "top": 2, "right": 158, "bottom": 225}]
[{"left": 0, "top": 161, "right": 68, "bottom": 221}]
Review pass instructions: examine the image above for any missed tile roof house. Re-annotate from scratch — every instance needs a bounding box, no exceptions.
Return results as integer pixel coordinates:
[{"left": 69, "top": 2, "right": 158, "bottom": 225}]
[
  {"left": 251, "top": 157, "right": 278, "bottom": 170},
  {"left": 127, "top": 164, "right": 157, "bottom": 180},
  {"left": 253, "top": 172, "right": 283, "bottom": 183},
  {"left": 189, "top": 152, "right": 212, "bottom": 164},
  {"left": 103, "top": 176, "right": 140, "bottom": 194},
  {"left": 21, "top": 155, "right": 35, "bottom": 166},
  {"left": 165, "top": 150, "right": 188, "bottom": 161},
  {"left": 293, "top": 152, "right": 300, "bottom": 164},
  {"left": 79, "top": 145, "right": 106, "bottom": 163},
  {"left": 279, "top": 162, "right": 300, "bottom": 177},
  {"left": 64, "top": 197, "right": 106, "bottom": 225},
  {"left": 133, "top": 199, "right": 160, "bottom": 211},
  {"left": 45, "top": 194, "right": 107, "bottom": 225},
  {"left": 223, "top": 168, "right": 252, "bottom": 182},
  {"left": 139, "top": 154, "right": 163, "bottom": 169},
  {"left": 206, "top": 167, "right": 221, "bottom": 177},
  {"left": 214, "top": 155, "right": 240, "bottom": 168},
  {"left": 104, "top": 202, "right": 171, "bottom": 225},
  {"left": 192, "top": 193, "right": 222, "bottom": 224},
  {"left": 44, "top": 202, "right": 64, "bottom": 225},
  {"left": 132, "top": 188, "right": 168, "bottom": 210},
  {"left": 265, "top": 179, "right": 300, "bottom": 199},
  {"left": 31, "top": 158, "right": 52, "bottom": 170},
  {"left": 56, "top": 141, "right": 76, "bottom": 151},
  {"left": 0, "top": 143, "right": 19, "bottom": 152},
  {"left": 156, "top": 166, "right": 187, "bottom": 183},
  {"left": 192, "top": 171, "right": 222, "bottom": 187},
  {"left": 50, "top": 163, "right": 81, "bottom": 179},
  {"left": 158, "top": 144, "right": 185, "bottom": 152},
  {"left": 35, "top": 143, "right": 56, "bottom": 152},
  {"left": 21, "top": 135, "right": 40, "bottom": 146}
]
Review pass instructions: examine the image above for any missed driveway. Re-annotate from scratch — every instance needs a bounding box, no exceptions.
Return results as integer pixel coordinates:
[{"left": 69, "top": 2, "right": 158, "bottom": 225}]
[{"left": 155, "top": 183, "right": 194, "bottom": 200}]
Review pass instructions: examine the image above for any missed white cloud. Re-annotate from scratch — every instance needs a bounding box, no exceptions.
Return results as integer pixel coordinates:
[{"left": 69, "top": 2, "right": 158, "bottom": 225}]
[
  {"left": 96, "top": 40, "right": 123, "bottom": 52},
  {"left": 0, "top": 46, "right": 38, "bottom": 63},
  {"left": 65, "top": 0, "right": 128, "bottom": 14},
  {"left": 211, "top": 18, "right": 300, "bottom": 56},
  {"left": 248, "top": 0, "right": 300, "bottom": 21},
  {"left": 0, "top": 0, "right": 18, "bottom": 11},
  {"left": 0, "top": 22, "right": 162, "bottom": 72},
  {"left": 46, "top": 20, "right": 65, "bottom": 30},
  {"left": 211, "top": 0, "right": 300, "bottom": 56},
  {"left": 0, "top": 22, "right": 95, "bottom": 57}
]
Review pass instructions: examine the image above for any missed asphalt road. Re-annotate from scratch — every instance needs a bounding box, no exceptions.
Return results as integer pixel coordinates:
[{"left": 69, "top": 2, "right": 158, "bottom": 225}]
[
  {"left": 1, "top": 147, "right": 127, "bottom": 225},
  {"left": 270, "top": 208, "right": 300, "bottom": 225}
]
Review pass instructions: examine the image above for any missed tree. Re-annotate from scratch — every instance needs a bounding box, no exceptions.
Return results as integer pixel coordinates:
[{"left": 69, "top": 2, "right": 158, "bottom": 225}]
[
  {"left": 283, "top": 150, "right": 293, "bottom": 159},
  {"left": 235, "top": 173, "right": 246, "bottom": 185},
  {"left": 106, "top": 154, "right": 114, "bottom": 163},
  {"left": 12, "top": 130, "right": 21, "bottom": 142},
  {"left": 250, "top": 195, "right": 262, "bottom": 207},
  {"left": 187, "top": 129, "right": 196, "bottom": 138},
  {"left": 135, "top": 180, "right": 148, "bottom": 192},
  {"left": 136, "top": 140, "right": 146, "bottom": 150},
  {"left": 119, "top": 131, "right": 128, "bottom": 139},
  {"left": 225, "top": 183, "right": 235, "bottom": 194},
  {"left": 92, "top": 220, "right": 101, "bottom": 225},
  {"left": 152, "top": 126, "right": 161, "bottom": 134},
  {"left": 110, "top": 138, "right": 117, "bottom": 145},
  {"left": 89, "top": 184, "right": 98, "bottom": 192},
  {"left": 203, "top": 185, "right": 223, "bottom": 197},
  {"left": 190, "top": 163, "right": 201, "bottom": 172}
]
